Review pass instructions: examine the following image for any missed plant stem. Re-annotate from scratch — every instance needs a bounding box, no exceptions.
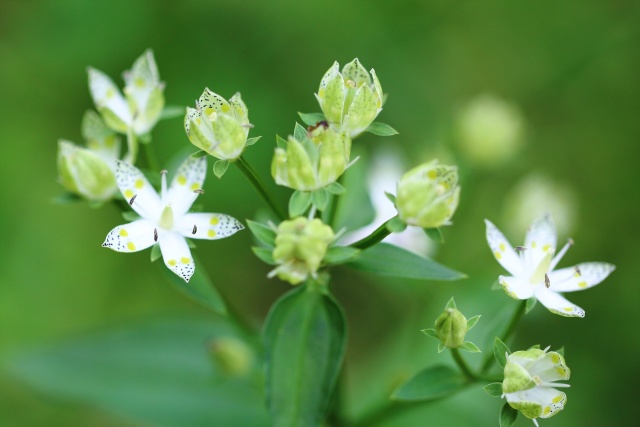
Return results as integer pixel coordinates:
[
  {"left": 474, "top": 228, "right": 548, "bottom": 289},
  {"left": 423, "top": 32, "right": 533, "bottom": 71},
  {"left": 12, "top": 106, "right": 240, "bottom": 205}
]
[
  {"left": 480, "top": 299, "right": 527, "bottom": 374},
  {"left": 235, "top": 156, "right": 286, "bottom": 220},
  {"left": 349, "top": 216, "right": 394, "bottom": 250},
  {"left": 142, "top": 139, "right": 160, "bottom": 172},
  {"left": 451, "top": 348, "right": 475, "bottom": 381}
]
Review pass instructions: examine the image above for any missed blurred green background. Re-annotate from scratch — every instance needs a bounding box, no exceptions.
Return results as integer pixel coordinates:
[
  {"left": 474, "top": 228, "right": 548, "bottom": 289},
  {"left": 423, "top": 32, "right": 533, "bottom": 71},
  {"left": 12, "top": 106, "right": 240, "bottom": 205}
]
[{"left": 1, "top": 0, "right": 639, "bottom": 425}]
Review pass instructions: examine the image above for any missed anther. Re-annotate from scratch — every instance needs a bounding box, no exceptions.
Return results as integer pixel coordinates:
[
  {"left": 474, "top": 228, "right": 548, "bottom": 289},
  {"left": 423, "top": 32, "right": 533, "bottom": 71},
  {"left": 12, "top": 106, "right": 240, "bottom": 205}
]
[
  {"left": 241, "top": 123, "right": 255, "bottom": 129},
  {"left": 544, "top": 273, "right": 551, "bottom": 288},
  {"left": 154, "top": 228, "right": 158, "bottom": 242},
  {"left": 568, "top": 238, "right": 574, "bottom": 246},
  {"left": 192, "top": 225, "right": 197, "bottom": 235},
  {"left": 575, "top": 266, "right": 582, "bottom": 276},
  {"left": 515, "top": 246, "right": 527, "bottom": 253},
  {"left": 193, "top": 189, "right": 205, "bottom": 194},
  {"left": 129, "top": 194, "right": 137, "bottom": 205},
  {"left": 160, "top": 170, "right": 168, "bottom": 175}
]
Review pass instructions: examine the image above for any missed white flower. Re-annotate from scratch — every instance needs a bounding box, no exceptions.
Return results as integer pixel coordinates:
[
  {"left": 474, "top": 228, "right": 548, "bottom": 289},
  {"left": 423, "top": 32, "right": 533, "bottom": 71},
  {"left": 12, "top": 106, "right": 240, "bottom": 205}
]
[
  {"left": 502, "top": 347, "right": 570, "bottom": 426},
  {"left": 486, "top": 213, "right": 615, "bottom": 317},
  {"left": 102, "top": 156, "right": 243, "bottom": 282}
]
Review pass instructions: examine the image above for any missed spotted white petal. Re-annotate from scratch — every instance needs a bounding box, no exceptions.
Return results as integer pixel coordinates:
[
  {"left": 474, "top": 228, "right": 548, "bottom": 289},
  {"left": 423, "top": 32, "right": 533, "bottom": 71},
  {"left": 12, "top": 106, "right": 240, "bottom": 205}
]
[
  {"left": 528, "top": 351, "right": 570, "bottom": 383},
  {"left": 115, "top": 161, "right": 161, "bottom": 219},
  {"left": 524, "top": 213, "right": 557, "bottom": 271},
  {"left": 177, "top": 213, "right": 244, "bottom": 240},
  {"left": 87, "top": 67, "right": 132, "bottom": 127},
  {"left": 548, "top": 262, "right": 615, "bottom": 292},
  {"left": 159, "top": 231, "right": 194, "bottom": 282},
  {"left": 102, "top": 219, "right": 157, "bottom": 252},
  {"left": 199, "top": 88, "right": 231, "bottom": 115},
  {"left": 534, "top": 288, "right": 585, "bottom": 318},
  {"left": 317, "top": 61, "right": 340, "bottom": 93},
  {"left": 485, "top": 219, "right": 523, "bottom": 276},
  {"left": 500, "top": 275, "right": 535, "bottom": 300},
  {"left": 506, "top": 387, "right": 567, "bottom": 420},
  {"left": 165, "top": 156, "right": 207, "bottom": 217}
]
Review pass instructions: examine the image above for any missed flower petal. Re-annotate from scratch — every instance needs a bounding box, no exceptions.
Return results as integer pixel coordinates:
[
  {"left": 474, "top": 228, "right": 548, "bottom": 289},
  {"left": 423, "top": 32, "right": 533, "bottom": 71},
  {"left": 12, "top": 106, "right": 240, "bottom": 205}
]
[
  {"left": 524, "top": 213, "right": 557, "bottom": 273},
  {"left": 485, "top": 219, "right": 523, "bottom": 276},
  {"left": 529, "top": 351, "right": 570, "bottom": 383},
  {"left": 318, "top": 61, "right": 340, "bottom": 92},
  {"left": 115, "top": 161, "right": 161, "bottom": 220},
  {"left": 199, "top": 88, "right": 231, "bottom": 115},
  {"left": 177, "top": 213, "right": 244, "bottom": 240},
  {"left": 548, "top": 262, "right": 615, "bottom": 292},
  {"left": 506, "top": 387, "right": 566, "bottom": 420},
  {"left": 500, "top": 275, "right": 535, "bottom": 300},
  {"left": 165, "top": 156, "right": 207, "bottom": 217},
  {"left": 87, "top": 67, "right": 132, "bottom": 129},
  {"left": 158, "top": 231, "right": 195, "bottom": 282},
  {"left": 102, "top": 219, "right": 157, "bottom": 252},
  {"left": 534, "top": 288, "right": 585, "bottom": 317}
]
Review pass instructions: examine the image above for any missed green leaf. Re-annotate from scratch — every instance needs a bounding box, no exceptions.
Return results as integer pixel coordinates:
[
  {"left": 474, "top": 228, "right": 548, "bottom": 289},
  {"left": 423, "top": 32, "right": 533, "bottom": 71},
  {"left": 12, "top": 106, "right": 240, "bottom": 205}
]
[
  {"left": 491, "top": 279, "right": 501, "bottom": 290},
  {"left": 483, "top": 382, "right": 504, "bottom": 397},
  {"left": 384, "top": 191, "right": 396, "bottom": 204},
  {"left": 246, "top": 136, "right": 261, "bottom": 146},
  {"left": 276, "top": 135, "right": 287, "bottom": 149},
  {"left": 437, "top": 343, "right": 447, "bottom": 353},
  {"left": 213, "top": 159, "right": 230, "bottom": 179},
  {"left": 324, "top": 246, "right": 360, "bottom": 265},
  {"left": 424, "top": 227, "right": 444, "bottom": 243},
  {"left": 150, "top": 244, "right": 161, "bottom": 262},
  {"left": 493, "top": 337, "right": 511, "bottom": 368},
  {"left": 52, "top": 192, "right": 82, "bottom": 205},
  {"left": 466, "top": 315, "right": 481, "bottom": 331},
  {"left": 264, "top": 284, "right": 347, "bottom": 427},
  {"left": 289, "top": 191, "right": 312, "bottom": 217},
  {"left": 326, "top": 182, "right": 346, "bottom": 195},
  {"left": 160, "top": 258, "right": 226, "bottom": 315},
  {"left": 139, "top": 132, "right": 152, "bottom": 144},
  {"left": 298, "top": 112, "right": 326, "bottom": 126},
  {"left": 365, "top": 122, "right": 398, "bottom": 136},
  {"left": 347, "top": 243, "right": 466, "bottom": 281},
  {"left": 311, "top": 188, "right": 329, "bottom": 211},
  {"left": 333, "top": 153, "right": 375, "bottom": 231},
  {"left": 252, "top": 247, "right": 276, "bottom": 265},
  {"left": 190, "top": 150, "right": 208, "bottom": 158},
  {"left": 293, "top": 122, "right": 308, "bottom": 142},
  {"left": 159, "top": 105, "right": 186, "bottom": 120},
  {"left": 247, "top": 220, "right": 276, "bottom": 248},
  {"left": 525, "top": 297, "right": 537, "bottom": 314},
  {"left": 459, "top": 341, "right": 481, "bottom": 353},
  {"left": 122, "top": 211, "right": 141, "bottom": 222},
  {"left": 392, "top": 365, "right": 467, "bottom": 401},
  {"left": 6, "top": 317, "right": 269, "bottom": 427},
  {"left": 386, "top": 217, "right": 407, "bottom": 233},
  {"left": 445, "top": 297, "right": 457, "bottom": 310},
  {"left": 421, "top": 328, "right": 437, "bottom": 338},
  {"left": 555, "top": 346, "right": 565, "bottom": 357},
  {"left": 500, "top": 402, "right": 518, "bottom": 427}
]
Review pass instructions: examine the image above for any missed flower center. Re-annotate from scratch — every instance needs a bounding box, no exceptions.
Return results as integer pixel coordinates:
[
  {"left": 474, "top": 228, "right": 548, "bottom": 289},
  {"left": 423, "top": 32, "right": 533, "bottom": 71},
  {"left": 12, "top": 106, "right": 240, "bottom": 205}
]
[
  {"left": 159, "top": 205, "right": 174, "bottom": 230},
  {"left": 530, "top": 252, "right": 552, "bottom": 285}
]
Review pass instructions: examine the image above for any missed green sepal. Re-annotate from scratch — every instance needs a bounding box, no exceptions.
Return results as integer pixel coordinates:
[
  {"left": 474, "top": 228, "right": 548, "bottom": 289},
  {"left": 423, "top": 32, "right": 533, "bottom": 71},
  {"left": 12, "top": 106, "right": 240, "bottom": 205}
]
[
  {"left": 289, "top": 191, "right": 312, "bottom": 217},
  {"left": 293, "top": 122, "right": 309, "bottom": 142},
  {"left": 491, "top": 279, "right": 501, "bottom": 290},
  {"left": 326, "top": 182, "right": 346, "bottom": 195},
  {"left": 138, "top": 132, "right": 152, "bottom": 145},
  {"left": 493, "top": 337, "right": 511, "bottom": 368},
  {"left": 158, "top": 105, "right": 185, "bottom": 120},
  {"left": 392, "top": 365, "right": 467, "bottom": 401},
  {"left": 483, "top": 382, "right": 504, "bottom": 397},
  {"left": 190, "top": 150, "right": 208, "bottom": 159},
  {"left": 298, "top": 112, "right": 326, "bottom": 126},
  {"left": 365, "top": 122, "right": 398, "bottom": 136},
  {"left": 121, "top": 211, "right": 141, "bottom": 222},
  {"left": 323, "top": 246, "right": 360, "bottom": 265},
  {"left": 445, "top": 297, "right": 457, "bottom": 310},
  {"left": 252, "top": 247, "right": 276, "bottom": 265},
  {"left": 311, "top": 188, "right": 329, "bottom": 211},
  {"left": 52, "top": 192, "right": 82, "bottom": 205},
  {"left": 555, "top": 346, "right": 565, "bottom": 357},
  {"left": 384, "top": 191, "right": 397, "bottom": 204},
  {"left": 421, "top": 328, "right": 437, "bottom": 338},
  {"left": 500, "top": 402, "right": 518, "bottom": 427},
  {"left": 386, "top": 216, "right": 407, "bottom": 233},
  {"left": 246, "top": 220, "right": 276, "bottom": 248},
  {"left": 187, "top": 239, "right": 197, "bottom": 249},
  {"left": 459, "top": 341, "right": 481, "bottom": 353},
  {"left": 424, "top": 227, "right": 444, "bottom": 243},
  {"left": 276, "top": 135, "right": 287, "bottom": 149},
  {"left": 525, "top": 297, "right": 537, "bottom": 314},
  {"left": 466, "top": 315, "right": 481, "bottom": 331},
  {"left": 437, "top": 343, "right": 447, "bottom": 353},
  {"left": 150, "top": 244, "right": 161, "bottom": 263},
  {"left": 213, "top": 159, "right": 230, "bottom": 179},
  {"left": 246, "top": 136, "right": 261, "bottom": 146}
]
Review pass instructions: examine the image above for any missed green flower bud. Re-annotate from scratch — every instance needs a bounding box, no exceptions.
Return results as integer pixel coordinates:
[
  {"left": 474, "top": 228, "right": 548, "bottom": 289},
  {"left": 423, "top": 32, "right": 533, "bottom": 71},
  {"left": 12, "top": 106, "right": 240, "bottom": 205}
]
[
  {"left": 396, "top": 160, "right": 460, "bottom": 228},
  {"left": 208, "top": 337, "right": 254, "bottom": 377},
  {"left": 434, "top": 308, "right": 467, "bottom": 348},
  {"left": 272, "top": 126, "right": 351, "bottom": 192},
  {"left": 185, "top": 89, "right": 251, "bottom": 160},
  {"left": 57, "top": 140, "right": 117, "bottom": 201},
  {"left": 315, "top": 58, "right": 384, "bottom": 138},
  {"left": 270, "top": 217, "right": 335, "bottom": 285}
]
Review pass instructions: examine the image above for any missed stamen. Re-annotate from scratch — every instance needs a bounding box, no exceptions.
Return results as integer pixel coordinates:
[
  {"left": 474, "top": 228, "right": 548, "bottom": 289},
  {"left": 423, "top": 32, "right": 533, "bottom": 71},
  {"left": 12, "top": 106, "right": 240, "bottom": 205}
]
[
  {"left": 241, "top": 123, "right": 255, "bottom": 129},
  {"left": 160, "top": 170, "right": 168, "bottom": 200},
  {"left": 544, "top": 273, "right": 551, "bottom": 288},
  {"left": 193, "top": 189, "right": 205, "bottom": 194},
  {"left": 192, "top": 224, "right": 197, "bottom": 235},
  {"left": 195, "top": 100, "right": 200, "bottom": 110},
  {"left": 550, "top": 238, "right": 574, "bottom": 271},
  {"left": 575, "top": 266, "right": 582, "bottom": 276},
  {"left": 515, "top": 246, "right": 527, "bottom": 253},
  {"left": 154, "top": 228, "right": 158, "bottom": 242},
  {"left": 129, "top": 194, "right": 137, "bottom": 205}
]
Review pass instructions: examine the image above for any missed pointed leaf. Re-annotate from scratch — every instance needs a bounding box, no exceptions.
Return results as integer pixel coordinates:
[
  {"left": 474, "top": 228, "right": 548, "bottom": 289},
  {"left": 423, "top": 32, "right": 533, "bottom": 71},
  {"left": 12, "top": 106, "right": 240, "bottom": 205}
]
[
  {"left": 525, "top": 297, "right": 537, "bottom": 314},
  {"left": 298, "top": 112, "right": 326, "bottom": 126},
  {"left": 264, "top": 284, "right": 347, "bottom": 427},
  {"left": 246, "top": 136, "right": 261, "bottom": 146},
  {"left": 466, "top": 315, "right": 481, "bottom": 331},
  {"left": 276, "top": 135, "right": 287, "bottom": 149},
  {"left": 247, "top": 220, "right": 276, "bottom": 248},
  {"left": 421, "top": 328, "right": 437, "bottom": 338},
  {"left": 392, "top": 365, "right": 467, "bottom": 401},
  {"left": 289, "top": 191, "right": 312, "bottom": 217},
  {"left": 160, "top": 258, "right": 226, "bottom": 315},
  {"left": 365, "top": 122, "right": 398, "bottom": 136},
  {"left": 293, "top": 122, "right": 308, "bottom": 142},
  {"left": 190, "top": 150, "right": 208, "bottom": 159},
  {"left": 500, "top": 402, "right": 518, "bottom": 427},
  {"left": 445, "top": 297, "right": 457, "bottom": 310},
  {"left": 424, "top": 227, "right": 444, "bottom": 243},
  {"left": 252, "top": 247, "right": 276, "bottom": 265},
  {"left": 150, "top": 244, "right": 161, "bottom": 262},
  {"left": 459, "top": 341, "right": 481, "bottom": 353},
  {"left": 493, "top": 337, "right": 510, "bottom": 368},
  {"left": 311, "top": 188, "right": 329, "bottom": 211},
  {"left": 483, "top": 382, "right": 504, "bottom": 397},
  {"left": 384, "top": 191, "right": 397, "bottom": 204},
  {"left": 326, "top": 182, "right": 346, "bottom": 195},
  {"left": 437, "top": 343, "right": 447, "bottom": 353},
  {"left": 347, "top": 243, "right": 466, "bottom": 281},
  {"left": 324, "top": 246, "right": 360, "bottom": 265},
  {"left": 555, "top": 346, "right": 565, "bottom": 357},
  {"left": 159, "top": 105, "right": 186, "bottom": 120},
  {"left": 213, "top": 159, "right": 230, "bottom": 179}
]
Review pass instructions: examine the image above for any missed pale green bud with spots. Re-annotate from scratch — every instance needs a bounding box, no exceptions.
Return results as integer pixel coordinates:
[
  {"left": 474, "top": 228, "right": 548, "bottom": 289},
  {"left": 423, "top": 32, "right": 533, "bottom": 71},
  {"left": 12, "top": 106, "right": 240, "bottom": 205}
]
[
  {"left": 269, "top": 217, "right": 335, "bottom": 285},
  {"left": 396, "top": 160, "right": 460, "bottom": 229},
  {"left": 88, "top": 49, "right": 165, "bottom": 136},
  {"left": 315, "top": 58, "right": 383, "bottom": 138},
  {"left": 434, "top": 307, "right": 467, "bottom": 349},
  {"left": 184, "top": 89, "right": 251, "bottom": 161},
  {"left": 502, "top": 347, "right": 570, "bottom": 425},
  {"left": 271, "top": 126, "right": 351, "bottom": 192}
]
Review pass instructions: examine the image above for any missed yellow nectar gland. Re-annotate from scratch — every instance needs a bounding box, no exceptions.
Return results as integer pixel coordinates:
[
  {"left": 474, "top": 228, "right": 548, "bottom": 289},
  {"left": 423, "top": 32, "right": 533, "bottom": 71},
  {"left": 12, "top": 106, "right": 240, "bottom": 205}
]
[
  {"left": 177, "top": 175, "right": 187, "bottom": 185},
  {"left": 181, "top": 257, "right": 191, "bottom": 264},
  {"left": 168, "top": 259, "right": 177, "bottom": 266},
  {"left": 119, "top": 229, "right": 128, "bottom": 237},
  {"left": 124, "top": 189, "right": 134, "bottom": 199},
  {"left": 135, "top": 179, "right": 144, "bottom": 189},
  {"left": 127, "top": 242, "right": 136, "bottom": 251},
  {"left": 209, "top": 216, "right": 219, "bottom": 225},
  {"left": 208, "top": 229, "right": 216, "bottom": 238}
]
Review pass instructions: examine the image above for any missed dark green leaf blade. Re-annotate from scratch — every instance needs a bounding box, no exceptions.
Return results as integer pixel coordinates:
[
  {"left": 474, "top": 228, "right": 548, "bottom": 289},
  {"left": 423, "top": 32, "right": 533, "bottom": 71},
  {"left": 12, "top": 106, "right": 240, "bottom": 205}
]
[
  {"left": 500, "top": 402, "right": 518, "bottom": 427},
  {"left": 392, "top": 365, "right": 467, "bottom": 401},
  {"left": 365, "top": 122, "right": 398, "bottom": 136},
  {"left": 347, "top": 243, "right": 466, "bottom": 281},
  {"left": 483, "top": 382, "right": 504, "bottom": 397},
  {"left": 493, "top": 337, "right": 511, "bottom": 368},
  {"left": 247, "top": 220, "right": 276, "bottom": 248}
]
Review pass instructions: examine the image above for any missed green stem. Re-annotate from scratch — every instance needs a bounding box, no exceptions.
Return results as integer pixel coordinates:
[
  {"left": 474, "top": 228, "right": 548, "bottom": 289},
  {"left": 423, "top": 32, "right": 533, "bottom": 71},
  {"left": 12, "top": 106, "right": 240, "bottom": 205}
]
[
  {"left": 125, "top": 129, "right": 138, "bottom": 164},
  {"left": 142, "top": 139, "right": 160, "bottom": 172},
  {"left": 349, "top": 216, "right": 395, "bottom": 250},
  {"left": 480, "top": 299, "right": 527, "bottom": 374},
  {"left": 235, "top": 156, "right": 286, "bottom": 220},
  {"left": 451, "top": 348, "right": 475, "bottom": 381},
  {"left": 325, "top": 174, "right": 344, "bottom": 227}
]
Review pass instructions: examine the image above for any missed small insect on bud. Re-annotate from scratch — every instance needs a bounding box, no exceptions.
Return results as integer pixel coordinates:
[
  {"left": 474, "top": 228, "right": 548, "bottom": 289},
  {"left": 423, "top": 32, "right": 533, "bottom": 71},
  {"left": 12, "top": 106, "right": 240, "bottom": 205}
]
[
  {"left": 544, "top": 273, "right": 551, "bottom": 288},
  {"left": 192, "top": 224, "right": 198, "bottom": 235},
  {"left": 154, "top": 228, "right": 158, "bottom": 242},
  {"left": 129, "top": 194, "right": 137, "bottom": 206}
]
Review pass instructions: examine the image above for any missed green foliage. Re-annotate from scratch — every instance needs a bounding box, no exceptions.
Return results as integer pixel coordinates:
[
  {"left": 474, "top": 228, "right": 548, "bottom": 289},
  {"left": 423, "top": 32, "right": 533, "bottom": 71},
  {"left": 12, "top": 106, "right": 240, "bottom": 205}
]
[
  {"left": 289, "top": 191, "right": 312, "bottom": 217},
  {"left": 323, "top": 246, "right": 360, "bottom": 265},
  {"left": 392, "top": 366, "right": 468, "bottom": 401},
  {"left": 150, "top": 244, "right": 161, "bottom": 262},
  {"left": 213, "top": 159, "right": 230, "bottom": 178},
  {"left": 424, "top": 227, "right": 444, "bottom": 243},
  {"left": 493, "top": 337, "right": 511, "bottom": 368},
  {"left": 459, "top": 341, "right": 481, "bottom": 353},
  {"left": 263, "top": 284, "right": 347, "bottom": 427},
  {"left": 386, "top": 216, "right": 407, "bottom": 233},
  {"left": 311, "top": 188, "right": 329, "bottom": 211},
  {"left": 190, "top": 150, "right": 208, "bottom": 158},
  {"left": 466, "top": 315, "right": 481, "bottom": 331},
  {"left": 246, "top": 136, "right": 262, "bottom": 146},
  {"left": 298, "top": 112, "right": 326, "bottom": 126},
  {"left": 247, "top": 220, "right": 276, "bottom": 248},
  {"left": 525, "top": 297, "right": 537, "bottom": 314},
  {"left": 500, "top": 402, "right": 518, "bottom": 427},
  {"left": 365, "top": 122, "right": 398, "bottom": 136},
  {"left": 252, "top": 247, "right": 276, "bottom": 265},
  {"left": 483, "top": 382, "right": 504, "bottom": 397}
]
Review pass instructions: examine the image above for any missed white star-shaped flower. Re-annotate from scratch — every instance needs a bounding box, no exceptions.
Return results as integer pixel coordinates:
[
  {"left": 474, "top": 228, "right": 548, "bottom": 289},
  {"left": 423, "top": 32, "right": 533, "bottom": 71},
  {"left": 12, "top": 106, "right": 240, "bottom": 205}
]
[
  {"left": 485, "top": 213, "right": 614, "bottom": 317},
  {"left": 102, "top": 156, "right": 243, "bottom": 282}
]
